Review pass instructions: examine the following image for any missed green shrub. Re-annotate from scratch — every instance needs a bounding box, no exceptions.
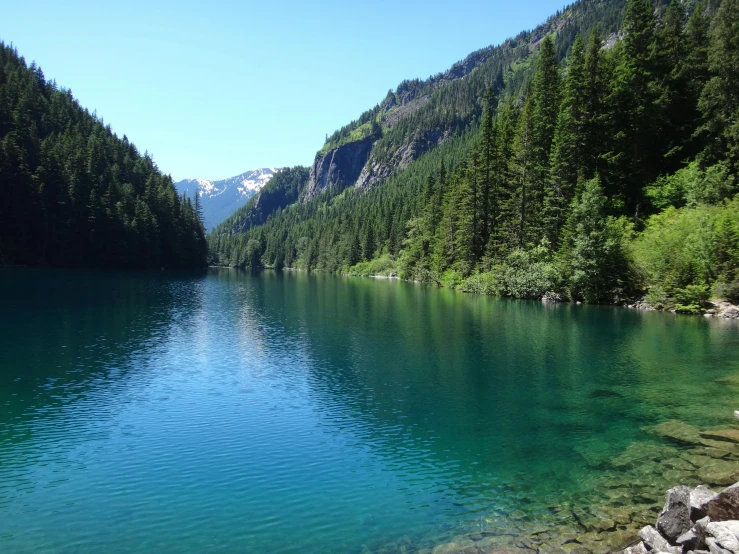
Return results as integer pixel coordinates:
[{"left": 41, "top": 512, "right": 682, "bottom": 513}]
[
  {"left": 673, "top": 284, "right": 710, "bottom": 307},
  {"left": 494, "top": 243, "right": 560, "bottom": 299},
  {"left": 440, "top": 270, "right": 464, "bottom": 289},
  {"left": 675, "top": 303, "right": 704, "bottom": 314},
  {"left": 632, "top": 206, "right": 717, "bottom": 290},
  {"left": 346, "top": 255, "right": 398, "bottom": 277},
  {"left": 715, "top": 280, "right": 739, "bottom": 303},
  {"left": 644, "top": 286, "right": 670, "bottom": 310},
  {"left": 459, "top": 272, "right": 500, "bottom": 295},
  {"left": 645, "top": 162, "right": 736, "bottom": 209}
]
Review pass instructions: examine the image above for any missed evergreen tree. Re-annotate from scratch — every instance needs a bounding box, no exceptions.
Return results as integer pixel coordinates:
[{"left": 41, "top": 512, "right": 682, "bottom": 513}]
[
  {"left": 697, "top": 0, "right": 739, "bottom": 171},
  {"left": 0, "top": 43, "right": 206, "bottom": 269},
  {"left": 528, "top": 36, "right": 561, "bottom": 243},
  {"left": 480, "top": 87, "right": 498, "bottom": 248},
  {"left": 567, "top": 176, "right": 628, "bottom": 303},
  {"left": 605, "top": 0, "right": 661, "bottom": 223},
  {"left": 582, "top": 29, "right": 607, "bottom": 180},
  {"left": 546, "top": 34, "right": 586, "bottom": 247}
]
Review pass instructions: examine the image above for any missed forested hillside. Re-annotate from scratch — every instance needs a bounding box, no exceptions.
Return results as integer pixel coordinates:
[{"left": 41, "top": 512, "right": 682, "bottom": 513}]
[
  {"left": 209, "top": 0, "right": 739, "bottom": 311},
  {"left": 0, "top": 43, "right": 207, "bottom": 269}
]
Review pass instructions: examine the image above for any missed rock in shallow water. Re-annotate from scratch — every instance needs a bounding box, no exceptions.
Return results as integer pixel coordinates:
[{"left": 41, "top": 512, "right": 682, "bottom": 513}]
[
  {"left": 701, "top": 429, "right": 739, "bottom": 445},
  {"left": 658, "top": 485, "right": 693, "bottom": 543},
  {"left": 622, "top": 542, "right": 648, "bottom": 554},
  {"left": 647, "top": 420, "right": 704, "bottom": 446}
]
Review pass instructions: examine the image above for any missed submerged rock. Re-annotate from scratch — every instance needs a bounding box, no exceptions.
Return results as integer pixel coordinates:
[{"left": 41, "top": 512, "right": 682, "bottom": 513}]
[
  {"left": 701, "top": 428, "right": 739, "bottom": 445},
  {"left": 696, "top": 460, "right": 739, "bottom": 487},
  {"left": 622, "top": 542, "right": 648, "bottom": 554},
  {"left": 647, "top": 420, "right": 703, "bottom": 446}
]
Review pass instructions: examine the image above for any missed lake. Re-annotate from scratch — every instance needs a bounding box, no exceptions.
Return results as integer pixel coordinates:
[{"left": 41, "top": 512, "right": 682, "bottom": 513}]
[{"left": 1, "top": 268, "right": 738, "bottom": 553}]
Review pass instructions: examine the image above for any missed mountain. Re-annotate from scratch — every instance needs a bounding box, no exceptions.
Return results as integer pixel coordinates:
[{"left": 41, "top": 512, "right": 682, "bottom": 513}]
[
  {"left": 175, "top": 168, "right": 280, "bottom": 230},
  {"left": 0, "top": 42, "right": 207, "bottom": 269},
  {"left": 210, "top": 0, "right": 739, "bottom": 311}
]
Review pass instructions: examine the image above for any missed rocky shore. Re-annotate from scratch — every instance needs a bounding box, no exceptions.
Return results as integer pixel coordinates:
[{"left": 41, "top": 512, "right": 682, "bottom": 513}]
[
  {"left": 625, "top": 299, "right": 739, "bottom": 319},
  {"left": 621, "top": 480, "right": 739, "bottom": 553},
  {"left": 365, "top": 418, "right": 739, "bottom": 554}
]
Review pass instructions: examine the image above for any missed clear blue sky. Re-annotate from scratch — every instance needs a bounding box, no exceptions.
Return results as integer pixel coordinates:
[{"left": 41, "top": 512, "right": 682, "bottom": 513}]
[{"left": 3, "top": 0, "right": 567, "bottom": 181}]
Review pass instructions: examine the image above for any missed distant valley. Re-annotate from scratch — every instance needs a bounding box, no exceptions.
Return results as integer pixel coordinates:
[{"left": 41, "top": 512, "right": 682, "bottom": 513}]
[{"left": 175, "top": 168, "right": 280, "bottom": 230}]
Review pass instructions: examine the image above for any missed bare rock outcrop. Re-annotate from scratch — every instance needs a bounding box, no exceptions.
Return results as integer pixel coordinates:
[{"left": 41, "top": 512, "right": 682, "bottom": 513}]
[{"left": 303, "top": 137, "right": 373, "bottom": 201}]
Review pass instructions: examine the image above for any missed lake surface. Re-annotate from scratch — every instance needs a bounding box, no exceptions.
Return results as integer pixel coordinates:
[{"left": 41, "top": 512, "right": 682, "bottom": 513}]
[{"left": 1, "top": 268, "right": 739, "bottom": 553}]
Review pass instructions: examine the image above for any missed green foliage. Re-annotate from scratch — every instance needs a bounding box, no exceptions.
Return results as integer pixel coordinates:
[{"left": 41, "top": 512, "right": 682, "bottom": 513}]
[
  {"left": 440, "top": 269, "right": 465, "bottom": 289},
  {"left": 565, "top": 177, "right": 632, "bottom": 303},
  {"left": 645, "top": 162, "right": 736, "bottom": 208},
  {"left": 208, "top": 0, "right": 739, "bottom": 311},
  {"left": 0, "top": 43, "right": 206, "bottom": 269},
  {"left": 633, "top": 197, "right": 739, "bottom": 307},
  {"left": 715, "top": 280, "right": 739, "bottom": 303},
  {"left": 346, "top": 255, "right": 397, "bottom": 277},
  {"left": 493, "top": 242, "right": 560, "bottom": 299},
  {"left": 645, "top": 286, "right": 670, "bottom": 309},
  {"left": 458, "top": 271, "right": 500, "bottom": 295},
  {"left": 674, "top": 284, "right": 711, "bottom": 312}
]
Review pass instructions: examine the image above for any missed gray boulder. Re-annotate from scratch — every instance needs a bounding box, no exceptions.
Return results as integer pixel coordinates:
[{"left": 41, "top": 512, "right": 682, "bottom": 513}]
[
  {"left": 706, "top": 537, "right": 734, "bottom": 553},
  {"left": 680, "top": 517, "right": 716, "bottom": 552},
  {"left": 706, "top": 483, "right": 739, "bottom": 521},
  {"left": 658, "top": 485, "right": 693, "bottom": 542},
  {"left": 706, "top": 521, "right": 739, "bottom": 553},
  {"left": 680, "top": 529, "right": 702, "bottom": 551},
  {"left": 693, "top": 486, "right": 720, "bottom": 520},
  {"left": 638, "top": 525, "right": 681, "bottom": 553}
]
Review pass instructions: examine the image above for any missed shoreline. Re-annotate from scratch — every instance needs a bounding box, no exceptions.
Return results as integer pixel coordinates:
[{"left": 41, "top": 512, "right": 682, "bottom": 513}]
[
  {"left": 416, "top": 416, "right": 739, "bottom": 554},
  {"left": 214, "top": 265, "right": 739, "bottom": 319}
]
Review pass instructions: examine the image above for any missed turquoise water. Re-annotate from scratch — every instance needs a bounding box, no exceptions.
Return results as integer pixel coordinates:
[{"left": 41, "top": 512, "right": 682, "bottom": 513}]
[{"left": 1, "top": 268, "right": 738, "bottom": 553}]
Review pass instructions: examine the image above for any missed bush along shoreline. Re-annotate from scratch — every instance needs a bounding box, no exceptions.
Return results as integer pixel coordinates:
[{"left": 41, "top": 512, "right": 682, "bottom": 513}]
[{"left": 340, "top": 258, "right": 739, "bottom": 318}]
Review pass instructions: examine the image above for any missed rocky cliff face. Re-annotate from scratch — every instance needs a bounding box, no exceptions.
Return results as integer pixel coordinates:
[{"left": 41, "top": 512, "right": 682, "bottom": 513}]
[
  {"left": 303, "top": 137, "right": 373, "bottom": 201},
  {"left": 355, "top": 128, "right": 451, "bottom": 192}
]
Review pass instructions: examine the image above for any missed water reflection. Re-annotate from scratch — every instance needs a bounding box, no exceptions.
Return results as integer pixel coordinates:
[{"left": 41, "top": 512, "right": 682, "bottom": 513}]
[{"left": 1, "top": 268, "right": 738, "bottom": 553}]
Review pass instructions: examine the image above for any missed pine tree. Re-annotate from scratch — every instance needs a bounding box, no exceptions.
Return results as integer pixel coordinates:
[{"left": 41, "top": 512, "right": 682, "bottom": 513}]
[
  {"left": 582, "top": 29, "right": 607, "bottom": 180},
  {"left": 362, "top": 222, "right": 375, "bottom": 260},
  {"left": 546, "top": 34, "right": 586, "bottom": 247},
  {"left": 697, "top": 0, "right": 739, "bottom": 171},
  {"left": 454, "top": 154, "right": 481, "bottom": 273},
  {"left": 480, "top": 87, "right": 498, "bottom": 248},
  {"left": 606, "top": 0, "right": 661, "bottom": 223},
  {"left": 567, "top": 176, "right": 628, "bottom": 303},
  {"left": 528, "top": 35, "right": 561, "bottom": 244},
  {"left": 194, "top": 191, "right": 204, "bottom": 224}
]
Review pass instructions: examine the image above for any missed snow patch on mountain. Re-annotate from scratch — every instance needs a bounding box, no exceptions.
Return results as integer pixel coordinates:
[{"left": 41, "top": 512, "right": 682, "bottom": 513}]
[{"left": 175, "top": 168, "right": 281, "bottom": 230}]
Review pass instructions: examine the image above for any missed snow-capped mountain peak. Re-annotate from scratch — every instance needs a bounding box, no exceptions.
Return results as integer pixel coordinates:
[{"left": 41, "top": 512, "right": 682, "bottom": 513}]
[{"left": 175, "top": 167, "right": 281, "bottom": 230}]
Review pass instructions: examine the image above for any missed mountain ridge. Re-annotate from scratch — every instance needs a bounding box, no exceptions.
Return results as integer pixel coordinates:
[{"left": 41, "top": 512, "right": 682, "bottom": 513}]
[{"left": 175, "top": 167, "right": 280, "bottom": 230}]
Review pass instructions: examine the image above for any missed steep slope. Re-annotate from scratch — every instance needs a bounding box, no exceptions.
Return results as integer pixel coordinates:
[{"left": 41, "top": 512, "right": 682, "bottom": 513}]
[
  {"left": 301, "top": 0, "right": 641, "bottom": 201},
  {"left": 211, "top": 0, "right": 739, "bottom": 311},
  {"left": 0, "top": 43, "right": 207, "bottom": 269},
  {"left": 175, "top": 168, "right": 280, "bottom": 230},
  {"left": 208, "top": 166, "right": 309, "bottom": 266},
  {"left": 210, "top": 0, "right": 642, "bottom": 256}
]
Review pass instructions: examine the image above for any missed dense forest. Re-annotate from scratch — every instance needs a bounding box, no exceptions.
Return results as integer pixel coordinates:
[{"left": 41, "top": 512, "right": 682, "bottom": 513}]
[
  {"left": 0, "top": 43, "right": 207, "bottom": 269},
  {"left": 211, "top": 0, "right": 738, "bottom": 312}
]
